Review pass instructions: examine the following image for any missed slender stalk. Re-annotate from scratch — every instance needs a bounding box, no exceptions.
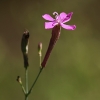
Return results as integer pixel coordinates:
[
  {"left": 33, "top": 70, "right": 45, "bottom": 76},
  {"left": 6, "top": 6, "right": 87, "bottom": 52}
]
[
  {"left": 39, "top": 56, "right": 42, "bottom": 67},
  {"left": 25, "top": 68, "right": 28, "bottom": 100},
  {"left": 28, "top": 67, "right": 43, "bottom": 96},
  {"left": 20, "top": 83, "right": 26, "bottom": 95}
]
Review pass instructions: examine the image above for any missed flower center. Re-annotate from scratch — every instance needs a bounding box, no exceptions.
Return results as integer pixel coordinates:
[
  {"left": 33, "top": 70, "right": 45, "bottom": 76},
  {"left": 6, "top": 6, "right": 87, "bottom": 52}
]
[{"left": 53, "top": 12, "right": 61, "bottom": 24}]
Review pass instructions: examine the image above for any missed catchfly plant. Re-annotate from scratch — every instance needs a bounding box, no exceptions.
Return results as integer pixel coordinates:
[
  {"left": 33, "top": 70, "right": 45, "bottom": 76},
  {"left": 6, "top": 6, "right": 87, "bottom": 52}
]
[
  {"left": 17, "top": 11, "right": 76, "bottom": 100},
  {"left": 41, "top": 12, "right": 76, "bottom": 67},
  {"left": 42, "top": 11, "right": 76, "bottom": 30}
]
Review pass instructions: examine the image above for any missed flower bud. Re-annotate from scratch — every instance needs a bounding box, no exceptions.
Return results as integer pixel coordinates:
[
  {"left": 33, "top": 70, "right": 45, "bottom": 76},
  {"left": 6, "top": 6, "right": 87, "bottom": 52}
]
[
  {"left": 16, "top": 76, "right": 22, "bottom": 84},
  {"left": 38, "top": 42, "right": 42, "bottom": 57}
]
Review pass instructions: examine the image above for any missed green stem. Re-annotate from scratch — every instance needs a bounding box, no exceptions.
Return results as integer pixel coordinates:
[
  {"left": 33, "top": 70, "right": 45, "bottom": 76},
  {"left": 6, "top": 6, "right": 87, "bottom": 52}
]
[
  {"left": 20, "top": 83, "right": 26, "bottom": 95},
  {"left": 28, "top": 67, "right": 43, "bottom": 96},
  {"left": 25, "top": 68, "right": 28, "bottom": 100},
  {"left": 40, "top": 56, "right": 42, "bottom": 67}
]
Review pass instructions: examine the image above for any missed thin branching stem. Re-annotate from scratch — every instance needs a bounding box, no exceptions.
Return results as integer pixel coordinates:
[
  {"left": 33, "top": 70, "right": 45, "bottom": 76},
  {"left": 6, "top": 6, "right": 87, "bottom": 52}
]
[
  {"left": 27, "top": 67, "right": 43, "bottom": 96},
  {"left": 20, "top": 83, "right": 26, "bottom": 95},
  {"left": 40, "top": 56, "right": 42, "bottom": 67},
  {"left": 25, "top": 68, "right": 28, "bottom": 100}
]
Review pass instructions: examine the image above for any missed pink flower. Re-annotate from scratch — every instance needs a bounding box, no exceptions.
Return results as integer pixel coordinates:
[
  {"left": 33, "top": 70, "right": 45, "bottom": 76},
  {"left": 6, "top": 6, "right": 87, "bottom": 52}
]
[
  {"left": 41, "top": 12, "right": 76, "bottom": 68},
  {"left": 42, "top": 12, "right": 76, "bottom": 30}
]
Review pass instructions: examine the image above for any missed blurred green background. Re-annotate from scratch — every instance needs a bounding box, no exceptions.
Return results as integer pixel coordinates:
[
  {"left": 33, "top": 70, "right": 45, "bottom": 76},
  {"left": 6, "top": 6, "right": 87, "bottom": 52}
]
[{"left": 0, "top": 0, "right": 100, "bottom": 100}]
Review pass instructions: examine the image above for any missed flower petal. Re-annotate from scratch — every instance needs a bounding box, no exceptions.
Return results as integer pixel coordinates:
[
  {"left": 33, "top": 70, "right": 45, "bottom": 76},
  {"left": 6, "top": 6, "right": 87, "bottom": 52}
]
[
  {"left": 60, "top": 12, "right": 67, "bottom": 20},
  {"left": 62, "top": 12, "right": 73, "bottom": 23},
  {"left": 42, "top": 14, "right": 54, "bottom": 21},
  {"left": 61, "top": 23, "right": 76, "bottom": 30},
  {"left": 44, "top": 22, "right": 54, "bottom": 29}
]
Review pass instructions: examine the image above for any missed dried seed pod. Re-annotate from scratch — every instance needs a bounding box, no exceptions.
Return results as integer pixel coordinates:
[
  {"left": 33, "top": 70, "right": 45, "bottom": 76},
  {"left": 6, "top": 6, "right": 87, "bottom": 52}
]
[{"left": 21, "top": 29, "right": 29, "bottom": 69}]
